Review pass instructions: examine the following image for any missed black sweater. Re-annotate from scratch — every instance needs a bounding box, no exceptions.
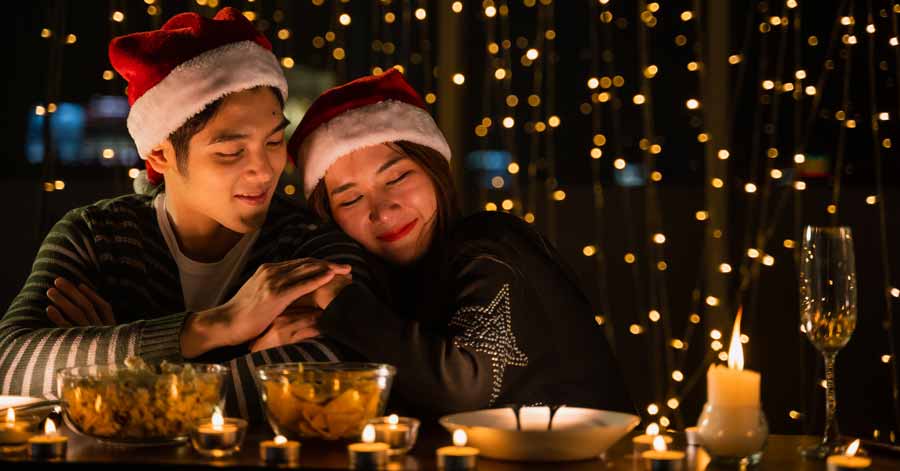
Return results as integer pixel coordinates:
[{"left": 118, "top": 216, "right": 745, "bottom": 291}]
[{"left": 319, "top": 211, "right": 634, "bottom": 418}]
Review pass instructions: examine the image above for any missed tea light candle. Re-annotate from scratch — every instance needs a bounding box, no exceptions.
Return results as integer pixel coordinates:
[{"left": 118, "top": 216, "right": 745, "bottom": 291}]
[
  {"left": 190, "top": 407, "right": 247, "bottom": 458},
  {"left": 348, "top": 424, "right": 389, "bottom": 469},
  {"left": 827, "top": 440, "right": 871, "bottom": 471},
  {"left": 641, "top": 435, "right": 685, "bottom": 471},
  {"left": 1, "top": 408, "right": 39, "bottom": 450},
  {"left": 260, "top": 434, "right": 300, "bottom": 466},
  {"left": 684, "top": 426, "right": 700, "bottom": 447},
  {"left": 633, "top": 423, "right": 673, "bottom": 453},
  {"left": 436, "top": 429, "right": 479, "bottom": 470},
  {"left": 28, "top": 418, "right": 67, "bottom": 460},
  {"left": 368, "top": 414, "right": 419, "bottom": 456}
]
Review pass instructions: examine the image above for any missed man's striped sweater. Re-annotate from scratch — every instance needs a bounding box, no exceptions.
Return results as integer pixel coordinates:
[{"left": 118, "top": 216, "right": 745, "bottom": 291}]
[{"left": 0, "top": 188, "right": 374, "bottom": 420}]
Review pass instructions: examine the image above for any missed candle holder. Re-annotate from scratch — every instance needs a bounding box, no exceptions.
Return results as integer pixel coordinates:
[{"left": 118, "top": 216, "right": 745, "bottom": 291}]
[
  {"left": 190, "top": 417, "right": 247, "bottom": 458},
  {"left": 696, "top": 402, "right": 768, "bottom": 466},
  {"left": 259, "top": 435, "right": 301, "bottom": 466},
  {"left": 27, "top": 419, "right": 67, "bottom": 460},
  {"left": 1, "top": 410, "right": 41, "bottom": 455},
  {"left": 365, "top": 415, "right": 420, "bottom": 456}
]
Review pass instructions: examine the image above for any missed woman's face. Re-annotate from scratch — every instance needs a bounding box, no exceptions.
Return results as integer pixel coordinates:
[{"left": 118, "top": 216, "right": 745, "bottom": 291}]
[{"left": 324, "top": 144, "right": 438, "bottom": 265}]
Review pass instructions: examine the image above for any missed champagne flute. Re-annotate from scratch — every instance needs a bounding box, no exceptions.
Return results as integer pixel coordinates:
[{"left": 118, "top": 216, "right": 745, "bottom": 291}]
[{"left": 798, "top": 226, "right": 857, "bottom": 458}]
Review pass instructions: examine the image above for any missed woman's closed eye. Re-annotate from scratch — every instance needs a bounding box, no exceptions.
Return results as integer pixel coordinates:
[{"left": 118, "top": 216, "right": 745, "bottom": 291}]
[
  {"left": 338, "top": 195, "right": 362, "bottom": 207},
  {"left": 267, "top": 137, "right": 285, "bottom": 147},
  {"left": 387, "top": 170, "right": 412, "bottom": 185}
]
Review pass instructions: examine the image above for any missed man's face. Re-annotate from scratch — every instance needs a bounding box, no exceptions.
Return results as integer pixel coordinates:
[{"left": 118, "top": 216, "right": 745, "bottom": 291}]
[{"left": 163, "top": 88, "right": 288, "bottom": 235}]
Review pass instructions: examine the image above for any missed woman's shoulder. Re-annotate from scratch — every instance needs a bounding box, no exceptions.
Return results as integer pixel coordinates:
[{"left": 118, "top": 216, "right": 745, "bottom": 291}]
[{"left": 447, "top": 211, "right": 551, "bottom": 259}]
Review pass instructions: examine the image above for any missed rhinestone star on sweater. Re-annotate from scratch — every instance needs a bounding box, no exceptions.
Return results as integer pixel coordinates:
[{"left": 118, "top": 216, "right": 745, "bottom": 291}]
[{"left": 450, "top": 283, "right": 529, "bottom": 405}]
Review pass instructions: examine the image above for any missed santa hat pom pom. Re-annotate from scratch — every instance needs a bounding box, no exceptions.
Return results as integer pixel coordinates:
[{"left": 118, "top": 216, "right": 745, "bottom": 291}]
[{"left": 132, "top": 170, "right": 156, "bottom": 195}]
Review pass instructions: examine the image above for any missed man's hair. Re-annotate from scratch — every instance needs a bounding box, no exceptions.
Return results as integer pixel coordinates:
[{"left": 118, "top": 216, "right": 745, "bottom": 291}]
[{"left": 167, "top": 86, "right": 284, "bottom": 175}]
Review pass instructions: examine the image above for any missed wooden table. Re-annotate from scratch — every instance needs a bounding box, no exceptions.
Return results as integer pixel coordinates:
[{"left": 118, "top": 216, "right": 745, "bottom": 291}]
[{"left": 2, "top": 421, "right": 898, "bottom": 470}]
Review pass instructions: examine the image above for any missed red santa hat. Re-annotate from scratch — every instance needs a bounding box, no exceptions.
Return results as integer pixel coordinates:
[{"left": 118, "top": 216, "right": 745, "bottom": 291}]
[
  {"left": 288, "top": 69, "right": 451, "bottom": 198},
  {"left": 109, "top": 7, "right": 288, "bottom": 192}
]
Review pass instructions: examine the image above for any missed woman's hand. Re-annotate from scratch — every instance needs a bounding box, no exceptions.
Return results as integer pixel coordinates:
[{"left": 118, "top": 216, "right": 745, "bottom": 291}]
[
  {"left": 249, "top": 306, "right": 322, "bottom": 352},
  {"left": 45, "top": 278, "right": 115, "bottom": 326}
]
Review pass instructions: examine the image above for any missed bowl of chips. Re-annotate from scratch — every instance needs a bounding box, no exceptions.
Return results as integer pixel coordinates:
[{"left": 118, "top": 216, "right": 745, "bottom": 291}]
[
  {"left": 57, "top": 357, "right": 228, "bottom": 445},
  {"left": 257, "top": 362, "right": 396, "bottom": 440}
]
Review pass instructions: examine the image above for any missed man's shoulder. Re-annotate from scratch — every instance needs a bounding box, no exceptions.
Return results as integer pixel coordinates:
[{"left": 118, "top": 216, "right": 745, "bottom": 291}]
[{"left": 57, "top": 193, "right": 156, "bottom": 233}]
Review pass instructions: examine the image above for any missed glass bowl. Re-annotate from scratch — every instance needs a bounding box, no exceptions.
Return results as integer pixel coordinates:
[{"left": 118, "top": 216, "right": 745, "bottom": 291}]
[
  {"left": 257, "top": 362, "right": 396, "bottom": 440},
  {"left": 57, "top": 360, "right": 228, "bottom": 445}
]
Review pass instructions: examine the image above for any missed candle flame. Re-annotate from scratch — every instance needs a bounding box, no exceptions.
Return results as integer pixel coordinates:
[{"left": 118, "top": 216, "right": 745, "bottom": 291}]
[
  {"left": 274, "top": 435, "right": 287, "bottom": 445},
  {"left": 845, "top": 439, "right": 860, "bottom": 456},
  {"left": 44, "top": 418, "right": 57, "bottom": 435},
  {"left": 453, "top": 429, "right": 468, "bottom": 447},
  {"left": 5, "top": 408, "right": 13, "bottom": 424},
  {"left": 646, "top": 423, "right": 660, "bottom": 436},
  {"left": 211, "top": 406, "right": 224, "bottom": 431},
  {"left": 727, "top": 307, "right": 745, "bottom": 370},
  {"left": 388, "top": 414, "right": 399, "bottom": 425},
  {"left": 362, "top": 424, "right": 376, "bottom": 444},
  {"left": 652, "top": 435, "right": 668, "bottom": 452}
]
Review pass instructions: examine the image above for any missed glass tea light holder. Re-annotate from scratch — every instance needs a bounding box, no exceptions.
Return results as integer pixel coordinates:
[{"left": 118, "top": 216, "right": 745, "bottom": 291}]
[
  {"left": 28, "top": 418, "right": 67, "bottom": 460},
  {"left": 697, "top": 309, "right": 768, "bottom": 466},
  {"left": 366, "top": 414, "right": 420, "bottom": 456},
  {"left": 190, "top": 406, "right": 247, "bottom": 458}
]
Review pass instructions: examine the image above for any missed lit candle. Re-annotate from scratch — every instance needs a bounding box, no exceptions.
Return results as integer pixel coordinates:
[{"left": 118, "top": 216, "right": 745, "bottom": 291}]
[
  {"left": 190, "top": 407, "right": 247, "bottom": 458},
  {"left": 1, "top": 408, "right": 39, "bottom": 451},
  {"left": 369, "top": 413, "right": 419, "bottom": 456},
  {"left": 683, "top": 426, "right": 700, "bottom": 447},
  {"left": 641, "top": 435, "right": 685, "bottom": 471},
  {"left": 698, "top": 308, "right": 767, "bottom": 460},
  {"left": 827, "top": 439, "right": 871, "bottom": 471},
  {"left": 259, "top": 434, "right": 301, "bottom": 465},
  {"left": 436, "top": 429, "right": 479, "bottom": 470},
  {"left": 27, "top": 418, "right": 67, "bottom": 460},
  {"left": 633, "top": 423, "right": 673, "bottom": 453},
  {"left": 348, "top": 424, "right": 389, "bottom": 469}
]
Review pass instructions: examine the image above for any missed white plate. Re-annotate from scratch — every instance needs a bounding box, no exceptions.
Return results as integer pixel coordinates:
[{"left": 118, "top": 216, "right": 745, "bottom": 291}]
[
  {"left": 0, "top": 395, "right": 44, "bottom": 409},
  {"left": 439, "top": 407, "right": 639, "bottom": 462}
]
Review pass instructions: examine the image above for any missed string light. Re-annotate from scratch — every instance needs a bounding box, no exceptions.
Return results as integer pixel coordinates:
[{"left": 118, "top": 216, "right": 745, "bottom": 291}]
[
  {"left": 484, "top": 5, "right": 497, "bottom": 17},
  {"left": 613, "top": 158, "right": 626, "bottom": 170},
  {"left": 717, "top": 149, "right": 730, "bottom": 160},
  {"left": 451, "top": 1, "right": 463, "bottom": 13},
  {"left": 794, "top": 181, "right": 807, "bottom": 191},
  {"left": 525, "top": 48, "right": 539, "bottom": 60},
  {"left": 485, "top": 202, "right": 498, "bottom": 211},
  {"left": 653, "top": 233, "right": 666, "bottom": 244},
  {"left": 783, "top": 239, "right": 795, "bottom": 249},
  {"left": 770, "top": 169, "right": 783, "bottom": 179},
  {"left": 633, "top": 94, "right": 646, "bottom": 105},
  {"left": 624, "top": 253, "right": 636, "bottom": 264},
  {"left": 415, "top": 8, "right": 427, "bottom": 20},
  {"left": 583, "top": 245, "right": 597, "bottom": 257},
  {"left": 805, "top": 85, "right": 817, "bottom": 95},
  {"left": 280, "top": 57, "right": 295, "bottom": 68},
  {"left": 524, "top": 213, "right": 535, "bottom": 223},
  {"left": 647, "top": 404, "right": 659, "bottom": 415},
  {"left": 745, "top": 183, "right": 758, "bottom": 193},
  {"left": 629, "top": 324, "right": 643, "bottom": 335},
  {"left": 711, "top": 178, "right": 724, "bottom": 188},
  {"left": 339, "top": 13, "right": 351, "bottom": 26},
  {"left": 762, "top": 255, "right": 775, "bottom": 266},
  {"left": 502, "top": 116, "right": 515, "bottom": 128},
  {"left": 686, "top": 98, "right": 700, "bottom": 109},
  {"left": 793, "top": 153, "right": 805, "bottom": 164},
  {"left": 680, "top": 11, "right": 693, "bottom": 21},
  {"left": 719, "top": 263, "right": 732, "bottom": 273},
  {"left": 452, "top": 73, "right": 465, "bottom": 85},
  {"left": 706, "top": 296, "right": 720, "bottom": 307},
  {"left": 111, "top": 11, "right": 125, "bottom": 22},
  {"left": 552, "top": 190, "right": 566, "bottom": 201},
  {"left": 501, "top": 199, "right": 514, "bottom": 210},
  {"left": 649, "top": 310, "right": 661, "bottom": 322},
  {"left": 695, "top": 210, "right": 709, "bottom": 221},
  {"left": 672, "top": 370, "right": 684, "bottom": 382},
  {"left": 711, "top": 340, "right": 723, "bottom": 351},
  {"left": 882, "top": 355, "right": 892, "bottom": 364},
  {"left": 128, "top": 168, "right": 140, "bottom": 179}
]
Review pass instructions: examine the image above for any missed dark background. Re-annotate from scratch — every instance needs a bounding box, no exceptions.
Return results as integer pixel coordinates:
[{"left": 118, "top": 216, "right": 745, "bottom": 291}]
[{"left": 4, "top": 0, "right": 900, "bottom": 442}]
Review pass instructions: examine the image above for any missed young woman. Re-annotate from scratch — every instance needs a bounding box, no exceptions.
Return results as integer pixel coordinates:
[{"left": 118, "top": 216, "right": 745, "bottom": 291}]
[{"left": 288, "top": 69, "right": 633, "bottom": 417}]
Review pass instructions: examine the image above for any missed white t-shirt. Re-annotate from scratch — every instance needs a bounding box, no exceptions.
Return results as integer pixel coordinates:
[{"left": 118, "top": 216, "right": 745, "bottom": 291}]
[{"left": 155, "top": 193, "right": 259, "bottom": 312}]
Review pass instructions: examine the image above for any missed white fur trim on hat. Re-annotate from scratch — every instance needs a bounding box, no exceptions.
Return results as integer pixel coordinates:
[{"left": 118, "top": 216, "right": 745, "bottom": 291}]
[
  {"left": 298, "top": 99, "right": 451, "bottom": 197},
  {"left": 127, "top": 40, "right": 288, "bottom": 159}
]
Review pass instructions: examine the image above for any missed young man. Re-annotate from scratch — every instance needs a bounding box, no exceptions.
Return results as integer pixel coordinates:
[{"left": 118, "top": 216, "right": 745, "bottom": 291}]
[{"left": 0, "top": 8, "right": 372, "bottom": 419}]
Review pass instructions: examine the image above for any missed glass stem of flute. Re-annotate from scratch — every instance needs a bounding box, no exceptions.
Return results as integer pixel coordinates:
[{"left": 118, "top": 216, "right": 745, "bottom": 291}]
[{"left": 822, "top": 351, "right": 840, "bottom": 445}]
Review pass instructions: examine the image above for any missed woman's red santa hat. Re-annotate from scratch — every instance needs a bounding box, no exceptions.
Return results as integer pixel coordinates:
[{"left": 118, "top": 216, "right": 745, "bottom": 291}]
[
  {"left": 289, "top": 69, "right": 451, "bottom": 198},
  {"left": 109, "top": 7, "right": 288, "bottom": 193}
]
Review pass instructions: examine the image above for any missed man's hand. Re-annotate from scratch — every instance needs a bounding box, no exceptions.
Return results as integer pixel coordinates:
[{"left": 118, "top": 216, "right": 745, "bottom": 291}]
[
  {"left": 45, "top": 278, "right": 115, "bottom": 326},
  {"left": 249, "top": 307, "right": 322, "bottom": 352},
  {"left": 181, "top": 258, "right": 350, "bottom": 358},
  {"left": 291, "top": 273, "right": 353, "bottom": 310}
]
